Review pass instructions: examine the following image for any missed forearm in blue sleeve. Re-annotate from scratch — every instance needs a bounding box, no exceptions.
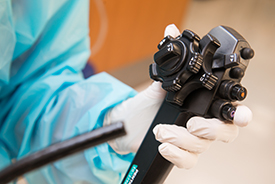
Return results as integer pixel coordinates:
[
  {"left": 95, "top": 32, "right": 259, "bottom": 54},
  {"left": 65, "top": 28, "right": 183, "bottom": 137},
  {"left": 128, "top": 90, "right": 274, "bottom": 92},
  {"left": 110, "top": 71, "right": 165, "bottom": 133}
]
[{"left": 1, "top": 72, "right": 137, "bottom": 184}]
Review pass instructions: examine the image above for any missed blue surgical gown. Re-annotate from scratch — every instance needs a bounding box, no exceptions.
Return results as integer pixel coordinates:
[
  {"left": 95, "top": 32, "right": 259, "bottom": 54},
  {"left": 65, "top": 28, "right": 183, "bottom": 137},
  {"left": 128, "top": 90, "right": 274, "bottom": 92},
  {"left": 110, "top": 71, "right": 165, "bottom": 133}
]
[{"left": 0, "top": 0, "right": 136, "bottom": 183}]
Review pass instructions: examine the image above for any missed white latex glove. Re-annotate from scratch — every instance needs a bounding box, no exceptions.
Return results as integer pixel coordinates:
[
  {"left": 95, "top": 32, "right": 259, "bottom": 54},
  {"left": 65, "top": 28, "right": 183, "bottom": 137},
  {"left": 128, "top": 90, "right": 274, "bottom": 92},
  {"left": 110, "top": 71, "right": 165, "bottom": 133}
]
[
  {"left": 153, "top": 105, "right": 252, "bottom": 169},
  {"left": 104, "top": 81, "right": 166, "bottom": 154},
  {"left": 104, "top": 24, "right": 253, "bottom": 170}
]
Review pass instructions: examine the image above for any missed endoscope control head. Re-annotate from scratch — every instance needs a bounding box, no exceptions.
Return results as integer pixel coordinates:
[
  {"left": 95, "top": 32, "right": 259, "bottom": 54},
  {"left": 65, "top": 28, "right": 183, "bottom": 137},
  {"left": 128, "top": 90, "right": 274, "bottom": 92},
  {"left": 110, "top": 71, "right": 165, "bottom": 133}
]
[{"left": 150, "top": 25, "right": 254, "bottom": 121}]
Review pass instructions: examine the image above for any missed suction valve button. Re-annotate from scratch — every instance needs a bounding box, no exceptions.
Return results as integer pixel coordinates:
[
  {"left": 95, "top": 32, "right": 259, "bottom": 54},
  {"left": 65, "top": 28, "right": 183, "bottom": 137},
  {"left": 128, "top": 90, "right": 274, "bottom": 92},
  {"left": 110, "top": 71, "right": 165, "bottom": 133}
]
[
  {"left": 241, "top": 48, "right": 254, "bottom": 60},
  {"left": 230, "top": 67, "right": 244, "bottom": 79}
]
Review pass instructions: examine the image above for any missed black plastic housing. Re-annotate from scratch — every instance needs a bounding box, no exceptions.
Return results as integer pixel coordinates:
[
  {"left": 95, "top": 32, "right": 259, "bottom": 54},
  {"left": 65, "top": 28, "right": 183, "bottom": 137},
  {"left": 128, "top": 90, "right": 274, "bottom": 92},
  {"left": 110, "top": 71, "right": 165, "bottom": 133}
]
[{"left": 121, "top": 25, "right": 253, "bottom": 184}]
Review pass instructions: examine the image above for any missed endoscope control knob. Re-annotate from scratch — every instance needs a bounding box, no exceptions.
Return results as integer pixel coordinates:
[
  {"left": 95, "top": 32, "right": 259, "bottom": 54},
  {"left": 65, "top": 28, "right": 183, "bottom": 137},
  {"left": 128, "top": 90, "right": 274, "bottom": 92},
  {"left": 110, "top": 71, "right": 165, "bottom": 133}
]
[
  {"left": 188, "top": 52, "right": 203, "bottom": 73},
  {"left": 157, "top": 35, "right": 173, "bottom": 50},
  {"left": 200, "top": 73, "right": 218, "bottom": 90},
  {"left": 154, "top": 42, "right": 182, "bottom": 70}
]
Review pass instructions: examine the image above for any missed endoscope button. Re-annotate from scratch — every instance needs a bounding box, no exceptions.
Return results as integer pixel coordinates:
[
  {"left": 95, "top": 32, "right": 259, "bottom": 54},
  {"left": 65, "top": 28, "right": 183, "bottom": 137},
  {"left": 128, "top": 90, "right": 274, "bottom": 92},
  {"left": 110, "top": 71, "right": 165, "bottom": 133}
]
[
  {"left": 241, "top": 48, "right": 254, "bottom": 60},
  {"left": 231, "top": 85, "right": 247, "bottom": 101},
  {"left": 230, "top": 67, "right": 244, "bottom": 79},
  {"left": 222, "top": 104, "right": 236, "bottom": 121}
]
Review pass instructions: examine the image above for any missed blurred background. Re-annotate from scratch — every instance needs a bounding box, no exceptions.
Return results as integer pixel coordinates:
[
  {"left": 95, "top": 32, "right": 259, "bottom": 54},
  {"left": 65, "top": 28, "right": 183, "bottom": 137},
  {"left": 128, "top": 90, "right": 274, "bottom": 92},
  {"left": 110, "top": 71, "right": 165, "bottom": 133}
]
[{"left": 18, "top": 0, "right": 275, "bottom": 183}]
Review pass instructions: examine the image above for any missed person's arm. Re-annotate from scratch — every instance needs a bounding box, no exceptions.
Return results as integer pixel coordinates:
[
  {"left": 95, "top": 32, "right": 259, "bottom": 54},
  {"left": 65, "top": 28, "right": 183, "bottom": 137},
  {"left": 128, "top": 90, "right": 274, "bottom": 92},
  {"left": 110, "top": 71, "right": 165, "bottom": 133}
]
[{"left": 0, "top": 1, "right": 138, "bottom": 184}]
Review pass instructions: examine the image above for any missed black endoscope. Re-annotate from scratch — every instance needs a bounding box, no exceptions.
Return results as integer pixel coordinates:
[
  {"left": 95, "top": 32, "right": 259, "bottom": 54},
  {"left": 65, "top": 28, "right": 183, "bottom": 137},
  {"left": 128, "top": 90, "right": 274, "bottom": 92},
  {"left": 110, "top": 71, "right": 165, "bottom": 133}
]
[{"left": 122, "top": 25, "right": 254, "bottom": 184}]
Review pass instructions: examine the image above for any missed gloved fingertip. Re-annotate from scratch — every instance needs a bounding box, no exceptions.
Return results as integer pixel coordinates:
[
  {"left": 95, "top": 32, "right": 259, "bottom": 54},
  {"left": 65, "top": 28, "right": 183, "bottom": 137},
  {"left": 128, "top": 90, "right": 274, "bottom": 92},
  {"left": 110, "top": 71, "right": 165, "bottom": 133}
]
[
  {"left": 187, "top": 117, "right": 223, "bottom": 141},
  {"left": 164, "top": 24, "right": 181, "bottom": 38},
  {"left": 143, "top": 81, "right": 166, "bottom": 99},
  {"left": 153, "top": 124, "right": 160, "bottom": 136},
  {"left": 158, "top": 142, "right": 168, "bottom": 153},
  {"left": 151, "top": 81, "right": 165, "bottom": 93},
  {"left": 186, "top": 117, "right": 205, "bottom": 133},
  {"left": 159, "top": 143, "right": 198, "bottom": 169},
  {"left": 153, "top": 124, "right": 169, "bottom": 142},
  {"left": 234, "top": 105, "right": 253, "bottom": 127}
]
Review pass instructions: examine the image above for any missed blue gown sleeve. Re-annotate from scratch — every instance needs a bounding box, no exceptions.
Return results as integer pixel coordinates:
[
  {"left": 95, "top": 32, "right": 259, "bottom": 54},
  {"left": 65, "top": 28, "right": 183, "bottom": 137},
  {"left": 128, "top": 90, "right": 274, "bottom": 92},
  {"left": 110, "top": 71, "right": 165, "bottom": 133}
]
[{"left": 0, "top": 0, "right": 137, "bottom": 183}]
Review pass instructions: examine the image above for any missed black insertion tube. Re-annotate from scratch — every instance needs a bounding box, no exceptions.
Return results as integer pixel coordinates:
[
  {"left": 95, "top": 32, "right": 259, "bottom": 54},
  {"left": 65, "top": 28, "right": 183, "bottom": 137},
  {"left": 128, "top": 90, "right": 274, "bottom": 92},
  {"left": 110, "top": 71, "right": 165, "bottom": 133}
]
[{"left": 0, "top": 122, "right": 126, "bottom": 184}]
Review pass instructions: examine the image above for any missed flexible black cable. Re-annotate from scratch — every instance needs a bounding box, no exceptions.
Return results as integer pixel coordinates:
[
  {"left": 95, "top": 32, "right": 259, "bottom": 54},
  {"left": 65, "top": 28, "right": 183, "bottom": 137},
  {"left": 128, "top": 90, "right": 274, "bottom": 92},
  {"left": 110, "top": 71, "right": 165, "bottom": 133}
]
[{"left": 0, "top": 122, "right": 126, "bottom": 184}]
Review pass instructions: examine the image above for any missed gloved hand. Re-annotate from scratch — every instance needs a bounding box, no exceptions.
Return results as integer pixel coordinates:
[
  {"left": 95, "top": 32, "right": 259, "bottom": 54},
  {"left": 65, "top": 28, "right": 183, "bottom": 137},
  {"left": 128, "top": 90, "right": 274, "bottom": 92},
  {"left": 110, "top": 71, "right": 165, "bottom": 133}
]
[
  {"left": 153, "top": 105, "right": 252, "bottom": 169},
  {"left": 104, "top": 81, "right": 166, "bottom": 154},
  {"left": 104, "top": 24, "right": 252, "bottom": 169}
]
